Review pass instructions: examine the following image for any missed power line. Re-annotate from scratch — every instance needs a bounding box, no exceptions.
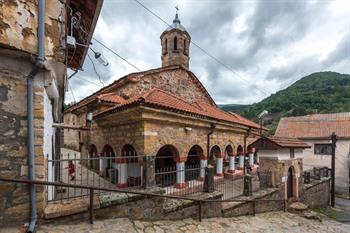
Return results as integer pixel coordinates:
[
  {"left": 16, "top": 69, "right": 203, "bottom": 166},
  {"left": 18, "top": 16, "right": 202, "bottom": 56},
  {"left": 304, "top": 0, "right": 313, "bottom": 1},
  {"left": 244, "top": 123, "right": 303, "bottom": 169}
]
[
  {"left": 87, "top": 53, "right": 105, "bottom": 87},
  {"left": 132, "top": 0, "right": 269, "bottom": 97},
  {"left": 68, "top": 80, "right": 76, "bottom": 103},
  {"left": 79, "top": 76, "right": 104, "bottom": 88},
  {"left": 92, "top": 37, "right": 142, "bottom": 72}
]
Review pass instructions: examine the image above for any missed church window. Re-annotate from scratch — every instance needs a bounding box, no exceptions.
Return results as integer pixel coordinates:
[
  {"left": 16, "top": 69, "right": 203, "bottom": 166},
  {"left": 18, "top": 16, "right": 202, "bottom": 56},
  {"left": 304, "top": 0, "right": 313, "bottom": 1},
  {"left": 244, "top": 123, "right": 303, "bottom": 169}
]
[
  {"left": 164, "top": 38, "right": 168, "bottom": 54},
  {"left": 174, "top": 37, "right": 178, "bottom": 50},
  {"left": 184, "top": 39, "right": 186, "bottom": 53}
]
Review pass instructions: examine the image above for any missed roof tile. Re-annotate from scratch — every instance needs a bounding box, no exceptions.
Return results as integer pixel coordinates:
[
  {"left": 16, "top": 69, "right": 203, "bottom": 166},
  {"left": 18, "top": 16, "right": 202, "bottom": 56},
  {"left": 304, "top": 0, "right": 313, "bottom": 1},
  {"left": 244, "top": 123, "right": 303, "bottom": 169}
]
[
  {"left": 95, "top": 89, "right": 263, "bottom": 129},
  {"left": 275, "top": 113, "right": 350, "bottom": 138}
]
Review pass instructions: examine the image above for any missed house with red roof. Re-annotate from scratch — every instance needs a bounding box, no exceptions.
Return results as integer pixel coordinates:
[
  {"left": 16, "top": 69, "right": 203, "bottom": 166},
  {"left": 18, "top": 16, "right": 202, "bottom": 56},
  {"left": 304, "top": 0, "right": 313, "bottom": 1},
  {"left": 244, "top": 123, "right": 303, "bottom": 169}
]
[
  {"left": 64, "top": 13, "right": 266, "bottom": 190},
  {"left": 275, "top": 112, "right": 350, "bottom": 195}
]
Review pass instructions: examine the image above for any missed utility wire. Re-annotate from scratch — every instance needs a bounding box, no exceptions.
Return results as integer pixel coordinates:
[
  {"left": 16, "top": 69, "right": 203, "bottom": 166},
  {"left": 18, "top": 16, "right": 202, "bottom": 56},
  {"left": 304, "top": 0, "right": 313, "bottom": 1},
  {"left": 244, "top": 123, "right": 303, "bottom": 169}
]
[
  {"left": 68, "top": 80, "right": 76, "bottom": 103},
  {"left": 79, "top": 76, "right": 104, "bottom": 87},
  {"left": 88, "top": 53, "right": 105, "bottom": 87},
  {"left": 92, "top": 37, "right": 142, "bottom": 72},
  {"left": 132, "top": 0, "right": 269, "bottom": 97}
]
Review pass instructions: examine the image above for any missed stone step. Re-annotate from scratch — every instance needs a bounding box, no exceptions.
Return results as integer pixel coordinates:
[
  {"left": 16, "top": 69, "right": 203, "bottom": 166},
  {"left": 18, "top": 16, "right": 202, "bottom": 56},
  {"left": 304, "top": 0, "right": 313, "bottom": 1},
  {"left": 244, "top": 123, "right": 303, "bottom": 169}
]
[{"left": 288, "top": 202, "right": 308, "bottom": 212}]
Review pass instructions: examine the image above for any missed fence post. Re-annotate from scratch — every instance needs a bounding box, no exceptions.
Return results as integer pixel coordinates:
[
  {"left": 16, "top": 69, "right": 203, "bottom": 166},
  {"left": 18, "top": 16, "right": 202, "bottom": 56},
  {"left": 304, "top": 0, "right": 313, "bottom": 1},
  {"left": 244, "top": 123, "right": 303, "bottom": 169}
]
[
  {"left": 198, "top": 201, "right": 202, "bottom": 222},
  {"left": 203, "top": 165, "right": 214, "bottom": 193},
  {"left": 252, "top": 200, "right": 256, "bottom": 216},
  {"left": 243, "top": 175, "right": 252, "bottom": 196},
  {"left": 142, "top": 156, "right": 155, "bottom": 188},
  {"left": 89, "top": 189, "right": 94, "bottom": 224},
  {"left": 314, "top": 167, "right": 320, "bottom": 180}
]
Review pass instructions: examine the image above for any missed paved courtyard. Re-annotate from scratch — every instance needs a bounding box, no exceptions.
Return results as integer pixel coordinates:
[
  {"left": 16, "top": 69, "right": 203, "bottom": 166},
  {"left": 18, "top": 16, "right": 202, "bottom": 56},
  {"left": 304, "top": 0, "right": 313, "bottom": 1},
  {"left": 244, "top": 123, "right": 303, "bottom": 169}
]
[{"left": 2, "top": 211, "right": 348, "bottom": 233}]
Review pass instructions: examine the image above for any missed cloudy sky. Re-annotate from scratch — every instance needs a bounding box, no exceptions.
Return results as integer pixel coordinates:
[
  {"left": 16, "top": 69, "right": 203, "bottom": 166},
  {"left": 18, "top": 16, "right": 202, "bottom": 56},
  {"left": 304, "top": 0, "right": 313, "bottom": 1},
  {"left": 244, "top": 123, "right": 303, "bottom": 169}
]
[{"left": 66, "top": 0, "right": 350, "bottom": 105}]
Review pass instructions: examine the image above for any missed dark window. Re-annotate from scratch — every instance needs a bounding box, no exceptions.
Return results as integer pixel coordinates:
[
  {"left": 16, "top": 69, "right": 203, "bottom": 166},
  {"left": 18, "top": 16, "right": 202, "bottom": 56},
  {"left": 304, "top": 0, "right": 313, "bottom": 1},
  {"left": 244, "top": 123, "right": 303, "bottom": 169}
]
[
  {"left": 184, "top": 39, "right": 186, "bottom": 52},
  {"left": 314, "top": 144, "right": 332, "bottom": 155},
  {"left": 163, "top": 38, "right": 167, "bottom": 54},
  {"left": 174, "top": 37, "right": 177, "bottom": 50},
  {"left": 290, "top": 148, "right": 295, "bottom": 158}
]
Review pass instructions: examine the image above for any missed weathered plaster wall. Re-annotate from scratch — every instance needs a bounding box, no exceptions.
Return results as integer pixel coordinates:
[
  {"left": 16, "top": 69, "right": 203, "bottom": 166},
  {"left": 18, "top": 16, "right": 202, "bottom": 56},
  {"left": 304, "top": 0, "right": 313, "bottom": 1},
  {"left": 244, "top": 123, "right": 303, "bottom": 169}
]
[
  {"left": 0, "top": 0, "right": 65, "bottom": 61},
  {"left": 302, "top": 139, "right": 349, "bottom": 194}
]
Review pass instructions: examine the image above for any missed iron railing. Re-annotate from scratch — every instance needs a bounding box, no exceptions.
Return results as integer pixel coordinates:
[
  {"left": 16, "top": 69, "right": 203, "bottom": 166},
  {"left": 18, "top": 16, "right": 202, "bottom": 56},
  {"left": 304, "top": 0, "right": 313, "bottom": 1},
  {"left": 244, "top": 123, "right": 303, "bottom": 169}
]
[
  {"left": 47, "top": 153, "right": 262, "bottom": 201},
  {"left": 46, "top": 153, "right": 144, "bottom": 202},
  {"left": 0, "top": 177, "right": 287, "bottom": 225}
]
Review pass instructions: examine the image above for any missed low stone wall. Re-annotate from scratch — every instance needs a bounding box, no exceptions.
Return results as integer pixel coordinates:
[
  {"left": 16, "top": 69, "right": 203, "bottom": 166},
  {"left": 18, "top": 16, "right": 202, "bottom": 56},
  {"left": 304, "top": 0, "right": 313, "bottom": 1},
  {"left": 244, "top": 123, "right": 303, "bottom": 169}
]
[
  {"left": 41, "top": 188, "right": 282, "bottom": 225},
  {"left": 300, "top": 177, "right": 330, "bottom": 208}
]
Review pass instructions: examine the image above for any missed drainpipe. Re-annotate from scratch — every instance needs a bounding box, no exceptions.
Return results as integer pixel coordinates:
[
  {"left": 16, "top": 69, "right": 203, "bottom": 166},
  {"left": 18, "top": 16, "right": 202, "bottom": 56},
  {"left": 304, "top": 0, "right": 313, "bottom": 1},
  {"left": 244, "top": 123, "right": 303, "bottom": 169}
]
[
  {"left": 27, "top": 0, "right": 46, "bottom": 232},
  {"left": 207, "top": 123, "right": 216, "bottom": 163}
]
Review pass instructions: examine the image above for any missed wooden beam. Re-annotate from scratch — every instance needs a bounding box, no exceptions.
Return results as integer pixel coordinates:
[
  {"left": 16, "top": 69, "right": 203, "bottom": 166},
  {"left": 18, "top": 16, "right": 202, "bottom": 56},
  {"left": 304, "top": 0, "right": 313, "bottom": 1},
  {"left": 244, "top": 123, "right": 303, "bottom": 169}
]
[{"left": 52, "top": 123, "right": 89, "bottom": 131}]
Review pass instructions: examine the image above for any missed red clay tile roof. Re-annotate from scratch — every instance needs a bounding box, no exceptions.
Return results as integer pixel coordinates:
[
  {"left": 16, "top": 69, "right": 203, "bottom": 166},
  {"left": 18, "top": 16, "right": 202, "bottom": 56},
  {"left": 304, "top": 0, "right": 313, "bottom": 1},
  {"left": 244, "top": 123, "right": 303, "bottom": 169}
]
[
  {"left": 65, "top": 65, "right": 215, "bottom": 113},
  {"left": 95, "top": 89, "right": 264, "bottom": 130},
  {"left": 97, "top": 93, "right": 125, "bottom": 104},
  {"left": 275, "top": 112, "right": 350, "bottom": 139},
  {"left": 267, "top": 136, "right": 310, "bottom": 148},
  {"left": 249, "top": 136, "right": 310, "bottom": 149}
]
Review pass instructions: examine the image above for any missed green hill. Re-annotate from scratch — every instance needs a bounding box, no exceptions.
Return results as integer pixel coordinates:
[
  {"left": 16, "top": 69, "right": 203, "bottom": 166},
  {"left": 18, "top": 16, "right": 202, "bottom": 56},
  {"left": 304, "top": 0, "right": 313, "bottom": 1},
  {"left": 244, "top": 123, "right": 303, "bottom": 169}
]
[
  {"left": 221, "top": 72, "right": 350, "bottom": 133},
  {"left": 218, "top": 104, "right": 250, "bottom": 112}
]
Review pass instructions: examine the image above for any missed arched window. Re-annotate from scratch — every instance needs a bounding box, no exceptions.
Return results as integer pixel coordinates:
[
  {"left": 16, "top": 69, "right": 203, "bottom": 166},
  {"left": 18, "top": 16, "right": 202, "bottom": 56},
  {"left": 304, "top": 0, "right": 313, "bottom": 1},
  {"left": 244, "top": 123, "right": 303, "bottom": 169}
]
[
  {"left": 163, "top": 38, "right": 168, "bottom": 55},
  {"left": 174, "top": 37, "right": 178, "bottom": 50},
  {"left": 184, "top": 39, "right": 186, "bottom": 53}
]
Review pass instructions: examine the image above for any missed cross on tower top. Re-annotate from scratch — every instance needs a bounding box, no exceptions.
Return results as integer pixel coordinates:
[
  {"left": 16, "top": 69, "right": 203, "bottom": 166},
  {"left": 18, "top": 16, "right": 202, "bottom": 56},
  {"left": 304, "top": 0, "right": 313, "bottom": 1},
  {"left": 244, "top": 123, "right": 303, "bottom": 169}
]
[{"left": 175, "top": 5, "right": 179, "bottom": 14}]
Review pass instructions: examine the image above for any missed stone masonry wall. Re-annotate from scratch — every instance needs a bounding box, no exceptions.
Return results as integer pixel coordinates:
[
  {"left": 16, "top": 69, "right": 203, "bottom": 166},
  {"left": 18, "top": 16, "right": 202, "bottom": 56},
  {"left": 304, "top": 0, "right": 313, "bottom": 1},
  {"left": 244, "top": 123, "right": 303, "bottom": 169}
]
[
  {"left": 300, "top": 178, "right": 330, "bottom": 208},
  {"left": 0, "top": 66, "right": 46, "bottom": 225},
  {"left": 142, "top": 108, "right": 259, "bottom": 157},
  {"left": 0, "top": 0, "right": 65, "bottom": 61},
  {"left": 110, "top": 68, "right": 212, "bottom": 105},
  {"left": 88, "top": 108, "right": 145, "bottom": 156},
  {"left": 63, "top": 112, "right": 80, "bottom": 151}
]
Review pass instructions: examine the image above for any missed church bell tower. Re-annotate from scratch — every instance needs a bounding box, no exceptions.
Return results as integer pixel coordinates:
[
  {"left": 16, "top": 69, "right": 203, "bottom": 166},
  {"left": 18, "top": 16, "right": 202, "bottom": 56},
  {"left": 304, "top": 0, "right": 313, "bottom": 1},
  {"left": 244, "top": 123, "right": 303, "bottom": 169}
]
[{"left": 160, "top": 12, "right": 191, "bottom": 68}]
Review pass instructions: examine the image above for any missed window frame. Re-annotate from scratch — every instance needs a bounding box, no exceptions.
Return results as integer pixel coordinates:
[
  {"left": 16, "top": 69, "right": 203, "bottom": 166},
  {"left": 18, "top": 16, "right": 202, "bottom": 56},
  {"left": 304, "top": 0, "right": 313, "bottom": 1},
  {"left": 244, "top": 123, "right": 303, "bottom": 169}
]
[{"left": 314, "top": 143, "right": 332, "bottom": 155}]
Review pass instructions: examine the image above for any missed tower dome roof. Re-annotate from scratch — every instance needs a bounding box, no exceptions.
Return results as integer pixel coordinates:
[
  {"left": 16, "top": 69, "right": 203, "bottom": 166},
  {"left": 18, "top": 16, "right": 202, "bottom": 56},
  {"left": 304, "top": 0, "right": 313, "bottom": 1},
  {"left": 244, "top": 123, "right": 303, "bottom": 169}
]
[{"left": 165, "top": 13, "right": 187, "bottom": 32}]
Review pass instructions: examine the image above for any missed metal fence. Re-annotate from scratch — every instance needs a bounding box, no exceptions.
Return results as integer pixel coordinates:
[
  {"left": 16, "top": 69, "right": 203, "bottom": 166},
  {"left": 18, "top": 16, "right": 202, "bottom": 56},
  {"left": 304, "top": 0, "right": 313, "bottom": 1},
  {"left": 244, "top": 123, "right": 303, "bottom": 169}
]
[
  {"left": 155, "top": 164, "right": 205, "bottom": 196},
  {"left": 303, "top": 166, "right": 330, "bottom": 184},
  {"left": 46, "top": 153, "right": 144, "bottom": 202},
  {"left": 46, "top": 153, "right": 262, "bottom": 202}
]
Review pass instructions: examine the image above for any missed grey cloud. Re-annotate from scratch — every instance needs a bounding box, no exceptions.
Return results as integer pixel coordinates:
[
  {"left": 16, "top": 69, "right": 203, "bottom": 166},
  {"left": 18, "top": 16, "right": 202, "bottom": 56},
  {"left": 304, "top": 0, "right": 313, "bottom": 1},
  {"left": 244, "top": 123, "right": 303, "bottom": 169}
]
[
  {"left": 66, "top": 0, "right": 350, "bottom": 105},
  {"left": 323, "top": 32, "right": 350, "bottom": 67}
]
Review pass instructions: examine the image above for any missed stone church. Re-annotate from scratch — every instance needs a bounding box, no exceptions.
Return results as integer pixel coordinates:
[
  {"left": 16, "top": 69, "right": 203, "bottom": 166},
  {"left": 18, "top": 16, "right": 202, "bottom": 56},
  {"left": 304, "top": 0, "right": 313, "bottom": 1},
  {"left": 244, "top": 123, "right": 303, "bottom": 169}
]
[{"left": 64, "top": 13, "right": 265, "bottom": 189}]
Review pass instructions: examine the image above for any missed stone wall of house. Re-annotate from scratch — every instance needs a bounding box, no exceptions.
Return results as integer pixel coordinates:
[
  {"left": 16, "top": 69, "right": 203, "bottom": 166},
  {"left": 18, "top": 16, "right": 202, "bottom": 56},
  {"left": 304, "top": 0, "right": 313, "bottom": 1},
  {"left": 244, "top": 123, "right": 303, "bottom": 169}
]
[
  {"left": 301, "top": 178, "right": 331, "bottom": 208},
  {"left": 0, "top": 0, "right": 67, "bottom": 220},
  {"left": 0, "top": 54, "right": 48, "bottom": 225},
  {"left": 0, "top": 0, "right": 65, "bottom": 62}
]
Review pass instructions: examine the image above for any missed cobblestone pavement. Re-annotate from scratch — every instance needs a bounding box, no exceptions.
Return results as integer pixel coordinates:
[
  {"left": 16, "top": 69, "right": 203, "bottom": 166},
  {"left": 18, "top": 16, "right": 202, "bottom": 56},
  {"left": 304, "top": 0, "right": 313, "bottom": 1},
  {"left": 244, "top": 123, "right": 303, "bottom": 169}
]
[{"left": 2, "top": 211, "right": 349, "bottom": 233}]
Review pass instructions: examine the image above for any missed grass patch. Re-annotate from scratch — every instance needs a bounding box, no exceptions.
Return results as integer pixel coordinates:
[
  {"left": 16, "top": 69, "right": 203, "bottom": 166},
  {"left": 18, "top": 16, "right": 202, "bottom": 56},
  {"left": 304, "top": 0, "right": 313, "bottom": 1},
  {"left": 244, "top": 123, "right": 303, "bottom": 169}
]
[{"left": 313, "top": 207, "right": 347, "bottom": 220}]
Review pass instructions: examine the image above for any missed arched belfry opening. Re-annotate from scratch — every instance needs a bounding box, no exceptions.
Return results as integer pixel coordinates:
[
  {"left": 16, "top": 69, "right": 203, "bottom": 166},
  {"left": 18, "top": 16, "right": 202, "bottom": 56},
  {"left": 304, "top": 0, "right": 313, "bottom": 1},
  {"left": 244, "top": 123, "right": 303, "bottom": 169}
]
[{"left": 160, "top": 12, "right": 191, "bottom": 68}]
